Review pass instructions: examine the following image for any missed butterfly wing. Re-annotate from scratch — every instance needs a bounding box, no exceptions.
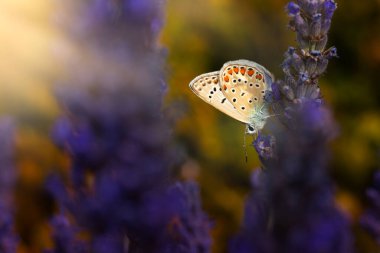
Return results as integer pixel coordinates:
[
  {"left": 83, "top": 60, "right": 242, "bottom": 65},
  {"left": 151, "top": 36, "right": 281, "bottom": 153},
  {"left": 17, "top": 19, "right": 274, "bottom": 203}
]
[
  {"left": 219, "top": 59, "right": 274, "bottom": 117},
  {"left": 189, "top": 71, "right": 250, "bottom": 123}
]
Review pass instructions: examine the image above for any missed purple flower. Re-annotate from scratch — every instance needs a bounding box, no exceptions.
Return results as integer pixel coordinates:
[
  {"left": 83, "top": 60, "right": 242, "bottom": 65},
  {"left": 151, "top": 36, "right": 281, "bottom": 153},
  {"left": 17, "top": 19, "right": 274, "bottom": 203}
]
[
  {"left": 361, "top": 172, "right": 380, "bottom": 245},
  {"left": 324, "top": 0, "right": 338, "bottom": 20},
  {"left": 253, "top": 134, "right": 275, "bottom": 161},
  {"left": 0, "top": 118, "right": 18, "bottom": 253},
  {"left": 47, "top": 0, "right": 183, "bottom": 252},
  {"left": 287, "top": 2, "right": 300, "bottom": 16},
  {"left": 273, "top": 0, "right": 338, "bottom": 128},
  {"left": 235, "top": 1, "right": 353, "bottom": 253},
  {"left": 233, "top": 106, "right": 353, "bottom": 253},
  {"left": 166, "top": 181, "right": 212, "bottom": 253},
  {"left": 229, "top": 170, "right": 272, "bottom": 253},
  {"left": 44, "top": 213, "right": 89, "bottom": 253}
]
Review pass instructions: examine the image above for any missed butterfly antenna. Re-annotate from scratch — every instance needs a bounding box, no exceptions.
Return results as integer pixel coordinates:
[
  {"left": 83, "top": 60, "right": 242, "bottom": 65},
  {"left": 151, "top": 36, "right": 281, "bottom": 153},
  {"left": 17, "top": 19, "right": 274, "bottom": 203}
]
[{"left": 264, "top": 113, "right": 281, "bottom": 120}]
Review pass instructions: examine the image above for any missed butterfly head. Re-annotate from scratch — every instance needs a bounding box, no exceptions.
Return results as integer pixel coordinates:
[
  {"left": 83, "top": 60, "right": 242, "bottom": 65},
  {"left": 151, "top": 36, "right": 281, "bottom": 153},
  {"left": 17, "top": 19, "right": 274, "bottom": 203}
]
[
  {"left": 246, "top": 105, "right": 270, "bottom": 135},
  {"left": 246, "top": 124, "right": 257, "bottom": 135}
]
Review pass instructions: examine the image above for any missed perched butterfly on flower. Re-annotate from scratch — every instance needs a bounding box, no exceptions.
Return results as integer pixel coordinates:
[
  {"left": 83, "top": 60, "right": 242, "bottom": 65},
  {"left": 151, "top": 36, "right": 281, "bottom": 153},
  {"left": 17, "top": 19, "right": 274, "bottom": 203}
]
[{"left": 189, "top": 60, "right": 274, "bottom": 135}]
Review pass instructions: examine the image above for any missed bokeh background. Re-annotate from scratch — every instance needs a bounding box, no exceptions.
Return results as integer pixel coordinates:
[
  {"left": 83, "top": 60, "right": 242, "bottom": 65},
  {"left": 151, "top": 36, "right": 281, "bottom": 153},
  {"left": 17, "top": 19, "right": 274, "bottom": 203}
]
[{"left": 0, "top": 0, "right": 380, "bottom": 252}]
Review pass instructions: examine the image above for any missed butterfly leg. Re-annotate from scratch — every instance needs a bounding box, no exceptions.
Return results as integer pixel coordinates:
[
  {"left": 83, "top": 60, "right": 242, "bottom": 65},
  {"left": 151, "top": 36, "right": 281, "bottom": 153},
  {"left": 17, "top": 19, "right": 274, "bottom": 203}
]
[{"left": 243, "top": 127, "right": 248, "bottom": 163}]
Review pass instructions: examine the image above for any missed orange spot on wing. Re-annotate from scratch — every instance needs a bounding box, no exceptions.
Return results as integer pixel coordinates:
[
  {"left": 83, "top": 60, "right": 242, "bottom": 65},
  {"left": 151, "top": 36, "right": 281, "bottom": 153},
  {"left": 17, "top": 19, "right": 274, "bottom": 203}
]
[
  {"left": 233, "top": 67, "right": 239, "bottom": 74},
  {"left": 224, "top": 76, "right": 229, "bottom": 82},
  {"left": 247, "top": 68, "right": 255, "bottom": 76},
  {"left": 240, "top": 67, "right": 246, "bottom": 75},
  {"left": 227, "top": 69, "right": 233, "bottom": 75},
  {"left": 223, "top": 85, "right": 227, "bottom": 90},
  {"left": 256, "top": 74, "right": 263, "bottom": 80}
]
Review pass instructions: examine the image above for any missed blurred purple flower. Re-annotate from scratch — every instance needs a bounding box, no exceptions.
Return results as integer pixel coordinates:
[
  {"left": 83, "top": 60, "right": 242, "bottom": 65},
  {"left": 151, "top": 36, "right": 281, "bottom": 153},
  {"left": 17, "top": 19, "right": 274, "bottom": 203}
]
[
  {"left": 232, "top": 106, "right": 353, "bottom": 253},
  {"left": 0, "top": 118, "right": 18, "bottom": 253},
  {"left": 229, "top": 170, "right": 272, "bottom": 253},
  {"left": 361, "top": 171, "right": 380, "bottom": 245},
  {"left": 287, "top": 2, "right": 300, "bottom": 16},
  {"left": 47, "top": 0, "right": 186, "bottom": 252},
  {"left": 44, "top": 213, "right": 89, "bottom": 253},
  {"left": 253, "top": 134, "right": 275, "bottom": 161},
  {"left": 165, "top": 181, "right": 212, "bottom": 253}
]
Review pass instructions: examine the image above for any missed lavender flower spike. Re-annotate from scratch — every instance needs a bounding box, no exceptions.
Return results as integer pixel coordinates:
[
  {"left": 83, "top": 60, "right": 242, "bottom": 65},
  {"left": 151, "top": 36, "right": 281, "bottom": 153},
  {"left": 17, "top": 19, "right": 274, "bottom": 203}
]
[
  {"left": 48, "top": 0, "right": 179, "bottom": 252},
  {"left": 274, "top": 0, "right": 338, "bottom": 117},
  {"left": 233, "top": 105, "right": 353, "bottom": 253},
  {"left": 166, "top": 181, "right": 212, "bottom": 253},
  {"left": 233, "top": 1, "right": 353, "bottom": 253}
]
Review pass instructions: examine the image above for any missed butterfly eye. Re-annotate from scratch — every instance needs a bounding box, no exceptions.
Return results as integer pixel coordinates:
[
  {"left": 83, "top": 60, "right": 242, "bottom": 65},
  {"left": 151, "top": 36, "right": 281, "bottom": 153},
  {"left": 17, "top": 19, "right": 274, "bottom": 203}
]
[{"left": 248, "top": 125, "right": 255, "bottom": 133}]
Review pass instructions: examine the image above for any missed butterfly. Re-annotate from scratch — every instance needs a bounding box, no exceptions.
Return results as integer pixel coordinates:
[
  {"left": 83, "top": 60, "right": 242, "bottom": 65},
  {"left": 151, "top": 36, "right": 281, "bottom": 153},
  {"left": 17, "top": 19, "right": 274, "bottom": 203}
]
[{"left": 189, "top": 59, "right": 274, "bottom": 135}]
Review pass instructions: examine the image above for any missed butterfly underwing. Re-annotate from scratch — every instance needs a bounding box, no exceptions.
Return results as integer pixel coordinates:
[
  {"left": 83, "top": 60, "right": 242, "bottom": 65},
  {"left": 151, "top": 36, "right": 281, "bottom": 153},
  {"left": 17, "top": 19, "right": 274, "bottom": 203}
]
[{"left": 189, "top": 60, "right": 274, "bottom": 135}]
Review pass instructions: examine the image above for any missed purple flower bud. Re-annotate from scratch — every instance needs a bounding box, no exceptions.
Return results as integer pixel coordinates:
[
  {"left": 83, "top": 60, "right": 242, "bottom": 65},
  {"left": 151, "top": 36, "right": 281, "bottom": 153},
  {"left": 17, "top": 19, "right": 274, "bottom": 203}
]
[
  {"left": 311, "top": 13, "right": 322, "bottom": 37},
  {"left": 324, "top": 0, "right": 337, "bottom": 20},
  {"left": 287, "top": 46, "right": 296, "bottom": 55},
  {"left": 291, "top": 51, "right": 306, "bottom": 73},
  {"left": 305, "top": 56, "right": 318, "bottom": 75},
  {"left": 306, "top": 0, "right": 321, "bottom": 15},
  {"left": 287, "top": 2, "right": 300, "bottom": 15},
  {"left": 310, "top": 50, "right": 322, "bottom": 57},
  {"left": 294, "top": 13, "right": 309, "bottom": 37},
  {"left": 321, "top": 19, "right": 331, "bottom": 35},
  {"left": 315, "top": 35, "right": 328, "bottom": 51},
  {"left": 326, "top": 46, "right": 338, "bottom": 59},
  {"left": 300, "top": 71, "right": 310, "bottom": 83},
  {"left": 313, "top": 13, "right": 322, "bottom": 21},
  {"left": 282, "top": 85, "right": 296, "bottom": 100},
  {"left": 315, "top": 57, "right": 329, "bottom": 76},
  {"left": 253, "top": 134, "right": 276, "bottom": 160}
]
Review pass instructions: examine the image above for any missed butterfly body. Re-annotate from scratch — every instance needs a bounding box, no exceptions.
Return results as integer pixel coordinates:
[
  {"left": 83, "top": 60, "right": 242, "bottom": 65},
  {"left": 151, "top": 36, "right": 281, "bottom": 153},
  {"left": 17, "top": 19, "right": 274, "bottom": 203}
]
[{"left": 189, "top": 60, "right": 274, "bottom": 135}]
